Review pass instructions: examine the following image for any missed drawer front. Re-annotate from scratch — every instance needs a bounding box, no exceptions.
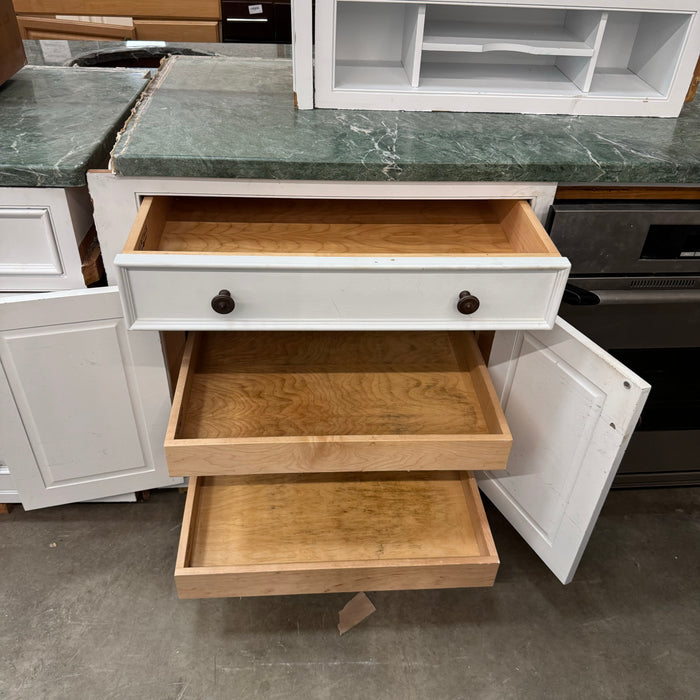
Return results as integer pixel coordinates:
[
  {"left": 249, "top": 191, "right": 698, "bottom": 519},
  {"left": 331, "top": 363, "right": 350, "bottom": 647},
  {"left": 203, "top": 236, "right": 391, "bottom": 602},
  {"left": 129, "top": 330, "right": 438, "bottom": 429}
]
[
  {"left": 175, "top": 472, "right": 499, "bottom": 598},
  {"left": 119, "top": 264, "right": 569, "bottom": 330},
  {"left": 165, "top": 331, "right": 511, "bottom": 476},
  {"left": 116, "top": 195, "right": 569, "bottom": 330},
  {"left": 0, "top": 189, "right": 92, "bottom": 292}
]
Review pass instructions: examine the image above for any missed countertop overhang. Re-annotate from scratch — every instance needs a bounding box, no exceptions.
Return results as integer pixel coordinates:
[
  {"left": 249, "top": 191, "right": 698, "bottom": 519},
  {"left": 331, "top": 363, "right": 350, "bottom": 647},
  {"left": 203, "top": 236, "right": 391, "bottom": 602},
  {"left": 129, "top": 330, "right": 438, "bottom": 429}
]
[{"left": 111, "top": 55, "right": 700, "bottom": 184}]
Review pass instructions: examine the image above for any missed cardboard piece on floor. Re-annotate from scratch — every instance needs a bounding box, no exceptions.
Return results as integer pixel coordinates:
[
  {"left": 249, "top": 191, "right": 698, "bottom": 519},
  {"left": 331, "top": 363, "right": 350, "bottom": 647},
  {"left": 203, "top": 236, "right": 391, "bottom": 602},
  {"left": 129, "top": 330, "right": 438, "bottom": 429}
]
[{"left": 337, "top": 592, "right": 376, "bottom": 635}]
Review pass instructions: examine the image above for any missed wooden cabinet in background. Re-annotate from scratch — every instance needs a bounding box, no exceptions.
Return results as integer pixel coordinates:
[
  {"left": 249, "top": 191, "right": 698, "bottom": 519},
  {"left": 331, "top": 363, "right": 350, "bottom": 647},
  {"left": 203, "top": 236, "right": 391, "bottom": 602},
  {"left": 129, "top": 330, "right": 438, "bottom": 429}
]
[
  {"left": 17, "top": 15, "right": 134, "bottom": 40},
  {"left": 133, "top": 20, "right": 219, "bottom": 43},
  {"left": 12, "top": 0, "right": 222, "bottom": 42}
]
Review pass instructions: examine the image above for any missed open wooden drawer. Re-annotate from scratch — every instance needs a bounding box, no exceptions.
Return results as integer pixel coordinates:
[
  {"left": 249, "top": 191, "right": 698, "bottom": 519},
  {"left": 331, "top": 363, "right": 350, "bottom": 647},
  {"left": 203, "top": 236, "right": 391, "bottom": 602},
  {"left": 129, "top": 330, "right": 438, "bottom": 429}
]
[
  {"left": 115, "top": 196, "right": 570, "bottom": 331},
  {"left": 175, "top": 471, "right": 499, "bottom": 597},
  {"left": 165, "top": 330, "right": 511, "bottom": 476}
]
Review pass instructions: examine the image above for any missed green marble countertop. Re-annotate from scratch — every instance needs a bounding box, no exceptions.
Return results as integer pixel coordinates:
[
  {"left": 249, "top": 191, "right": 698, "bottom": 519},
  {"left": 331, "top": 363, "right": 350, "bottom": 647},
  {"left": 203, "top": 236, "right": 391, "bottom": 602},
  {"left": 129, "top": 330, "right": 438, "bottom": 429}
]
[
  {"left": 0, "top": 65, "right": 149, "bottom": 188},
  {"left": 112, "top": 55, "right": 700, "bottom": 184}
]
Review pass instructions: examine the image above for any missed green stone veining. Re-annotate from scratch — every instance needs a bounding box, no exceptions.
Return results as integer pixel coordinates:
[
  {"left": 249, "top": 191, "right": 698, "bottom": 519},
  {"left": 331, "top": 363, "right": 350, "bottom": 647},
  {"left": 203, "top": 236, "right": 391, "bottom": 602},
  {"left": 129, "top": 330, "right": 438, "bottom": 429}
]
[
  {"left": 112, "top": 56, "right": 700, "bottom": 184},
  {"left": 0, "top": 66, "right": 149, "bottom": 188}
]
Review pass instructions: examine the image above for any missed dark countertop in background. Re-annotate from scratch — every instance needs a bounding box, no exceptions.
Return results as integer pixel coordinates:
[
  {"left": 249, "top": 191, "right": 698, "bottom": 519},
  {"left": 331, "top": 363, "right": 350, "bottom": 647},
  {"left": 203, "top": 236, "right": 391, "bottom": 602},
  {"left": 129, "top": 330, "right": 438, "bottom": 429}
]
[
  {"left": 21, "top": 39, "right": 291, "bottom": 67},
  {"left": 112, "top": 55, "right": 700, "bottom": 184},
  {"left": 0, "top": 65, "right": 149, "bottom": 188}
]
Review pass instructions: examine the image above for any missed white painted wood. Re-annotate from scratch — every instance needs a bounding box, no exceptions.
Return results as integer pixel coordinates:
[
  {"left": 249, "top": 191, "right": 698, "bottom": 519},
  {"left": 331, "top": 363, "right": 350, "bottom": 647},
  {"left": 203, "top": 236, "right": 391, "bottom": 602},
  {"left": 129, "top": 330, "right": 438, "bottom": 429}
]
[
  {"left": 87, "top": 171, "right": 557, "bottom": 285},
  {"left": 291, "top": 0, "right": 314, "bottom": 109},
  {"left": 422, "top": 21, "right": 595, "bottom": 56},
  {"left": 556, "top": 11, "right": 607, "bottom": 91},
  {"left": 628, "top": 12, "right": 692, "bottom": 95},
  {"left": 116, "top": 255, "right": 569, "bottom": 331},
  {"left": 0, "top": 287, "right": 180, "bottom": 510},
  {"left": 0, "top": 187, "right": 93, "bottom": 291},
  {"left": 403, "top": 3, "right": 426, "bottom": 87},
  {"left": 479, "top": 317, "right": 650, "bottom": 584},
  {"left": 310, "top": 0, "right": 700, "bottom": 116},
  {"left": 87, "top": 492, "right": 138, "bottom": 503},
  {"left": 0, "top": 465, "right": 21, "bottom": 503}
]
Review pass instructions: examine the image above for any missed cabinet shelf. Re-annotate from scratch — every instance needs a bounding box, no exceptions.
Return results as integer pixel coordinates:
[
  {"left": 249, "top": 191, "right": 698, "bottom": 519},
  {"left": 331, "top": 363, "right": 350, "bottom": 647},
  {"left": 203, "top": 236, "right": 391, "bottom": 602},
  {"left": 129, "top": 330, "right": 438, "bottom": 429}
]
[{"left": 422, "top": 21, "right": 595, "bottom": 56}]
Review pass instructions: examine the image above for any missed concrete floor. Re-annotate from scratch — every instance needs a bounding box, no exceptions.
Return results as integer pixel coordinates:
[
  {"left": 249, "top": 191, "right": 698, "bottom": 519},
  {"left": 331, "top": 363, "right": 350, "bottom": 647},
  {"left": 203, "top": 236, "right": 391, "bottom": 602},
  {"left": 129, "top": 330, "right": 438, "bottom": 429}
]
[{"left": 1, "top": 487, "right": 698, "bottom": 700}]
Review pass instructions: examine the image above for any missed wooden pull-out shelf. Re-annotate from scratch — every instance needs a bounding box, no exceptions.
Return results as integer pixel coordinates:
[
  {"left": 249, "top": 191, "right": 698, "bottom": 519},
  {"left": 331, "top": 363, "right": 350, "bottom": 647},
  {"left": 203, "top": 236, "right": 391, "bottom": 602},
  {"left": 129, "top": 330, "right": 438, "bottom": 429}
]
[
  {"left": 165, "top": 330, "right": 511, "bottom": 476},
  {"left": 175, "top": 471, "right": 499, "bottom": 598},
  {"left": 115, "top": 196, "right": 569, "bottom": 331}
]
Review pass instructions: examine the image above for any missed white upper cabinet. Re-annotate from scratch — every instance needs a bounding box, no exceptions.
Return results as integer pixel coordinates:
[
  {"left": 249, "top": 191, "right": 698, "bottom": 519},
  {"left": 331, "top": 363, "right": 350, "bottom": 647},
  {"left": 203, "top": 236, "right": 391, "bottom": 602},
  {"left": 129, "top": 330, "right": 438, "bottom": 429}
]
[
  {"left": 299, "top": 0, "right": 700, "bottom": 116},
  {"left": 480, "top": 317, "right": 650, "bottom": 583}
]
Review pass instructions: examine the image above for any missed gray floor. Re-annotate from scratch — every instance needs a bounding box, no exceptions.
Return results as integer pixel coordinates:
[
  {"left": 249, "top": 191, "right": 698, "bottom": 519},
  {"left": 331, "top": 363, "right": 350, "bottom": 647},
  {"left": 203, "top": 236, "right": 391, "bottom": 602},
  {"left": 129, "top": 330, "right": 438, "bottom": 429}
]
[{"left": 1, "top": 487, "right": 698, "bottom": 700}]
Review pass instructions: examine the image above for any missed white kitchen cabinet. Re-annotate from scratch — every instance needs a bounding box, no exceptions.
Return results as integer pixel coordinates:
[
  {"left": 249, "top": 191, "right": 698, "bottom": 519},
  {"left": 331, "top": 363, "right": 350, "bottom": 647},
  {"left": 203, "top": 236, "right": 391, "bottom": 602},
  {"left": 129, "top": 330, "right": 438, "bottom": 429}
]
[
  {"left": 294, "top": 0, "right": 700, "bottom": 116},
  {"left": 0, "top": 287, "right": 179, "bottom": 510},
  {"left": 87, "top": 172, "right": 648, "bottom": 591},
  {"left": 0, "top": 187, "right": 93, "bottom": 292}
]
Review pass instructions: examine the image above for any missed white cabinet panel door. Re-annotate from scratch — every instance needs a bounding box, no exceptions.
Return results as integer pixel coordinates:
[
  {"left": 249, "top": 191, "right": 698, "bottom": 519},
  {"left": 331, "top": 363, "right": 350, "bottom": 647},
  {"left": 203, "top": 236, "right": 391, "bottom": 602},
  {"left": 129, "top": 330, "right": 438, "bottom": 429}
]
[
  {"left": 0, "top": 287, "right": 179, "bottom": 510},
  {"left": 480, "top": 317, "right": 650, "bottom": 584}
]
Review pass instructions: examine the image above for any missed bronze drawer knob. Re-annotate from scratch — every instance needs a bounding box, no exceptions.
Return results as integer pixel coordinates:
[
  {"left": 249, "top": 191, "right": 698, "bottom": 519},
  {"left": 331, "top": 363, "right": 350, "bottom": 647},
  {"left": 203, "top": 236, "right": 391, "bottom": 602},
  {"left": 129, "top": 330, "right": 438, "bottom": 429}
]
[
  {"left": 211, "top": 289, "right": 235, "bottom": 314},
  {"left": 457, "top": 290, "right": 480, "bottom": 315}
]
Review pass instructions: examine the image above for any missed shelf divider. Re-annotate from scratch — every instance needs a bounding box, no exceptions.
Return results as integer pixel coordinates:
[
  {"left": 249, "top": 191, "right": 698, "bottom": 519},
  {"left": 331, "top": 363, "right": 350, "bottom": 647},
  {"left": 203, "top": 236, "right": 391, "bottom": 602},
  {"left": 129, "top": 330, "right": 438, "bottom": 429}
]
[
  {"left": 556, "top": 11, "right": 608, "bottom": 92},
  {"left": 402, "top": 3, "right": 426, "bottom": 88}
]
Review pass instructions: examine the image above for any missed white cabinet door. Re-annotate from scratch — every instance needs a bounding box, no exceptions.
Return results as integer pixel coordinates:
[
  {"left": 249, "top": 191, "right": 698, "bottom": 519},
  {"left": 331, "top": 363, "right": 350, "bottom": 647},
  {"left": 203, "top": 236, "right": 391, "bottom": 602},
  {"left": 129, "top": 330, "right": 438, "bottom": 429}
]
[
  {"left": 0, "top": 287, "right": 179, "bottom": 510},
  {"left": 480, "top": 317, "right": 650, "bottom": 584}
]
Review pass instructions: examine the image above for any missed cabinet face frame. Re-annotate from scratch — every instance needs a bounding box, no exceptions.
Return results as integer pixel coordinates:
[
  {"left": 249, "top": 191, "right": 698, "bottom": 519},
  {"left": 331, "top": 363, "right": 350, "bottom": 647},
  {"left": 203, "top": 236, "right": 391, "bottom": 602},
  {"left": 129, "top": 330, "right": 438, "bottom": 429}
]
[{"left": 305, "top": 0, "right": 700, "bottom": 116}]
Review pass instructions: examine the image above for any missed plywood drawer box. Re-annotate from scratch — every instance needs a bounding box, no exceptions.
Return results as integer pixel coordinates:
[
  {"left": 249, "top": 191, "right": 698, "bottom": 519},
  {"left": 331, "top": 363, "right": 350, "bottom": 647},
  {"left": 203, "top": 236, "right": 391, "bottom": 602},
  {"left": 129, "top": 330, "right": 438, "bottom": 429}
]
[
  {"left": 165, "top": 329, "right": 511, "bottom": 476},
  {"left": 175, "top": 471, "right": 499, "bottom": 597},
  {"left": 115, "top": 196, "right": 570, "bottom": 331}
]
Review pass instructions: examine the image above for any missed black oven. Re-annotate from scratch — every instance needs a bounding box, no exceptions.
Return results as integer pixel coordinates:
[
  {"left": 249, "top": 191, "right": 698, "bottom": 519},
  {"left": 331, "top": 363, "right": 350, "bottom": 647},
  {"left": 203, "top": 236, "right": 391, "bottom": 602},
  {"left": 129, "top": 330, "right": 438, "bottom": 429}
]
[
  {"left": 547, "top": 201, "right": 700, "bottom": 487},
  {"left": 221, "top": 1, "right": 292, "bottom": 43}
]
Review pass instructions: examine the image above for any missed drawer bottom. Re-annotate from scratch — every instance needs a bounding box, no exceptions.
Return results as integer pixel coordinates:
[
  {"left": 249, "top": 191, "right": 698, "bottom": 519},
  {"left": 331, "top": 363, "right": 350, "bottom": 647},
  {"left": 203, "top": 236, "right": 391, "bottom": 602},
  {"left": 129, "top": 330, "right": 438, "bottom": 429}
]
[{"left": 175, "top": 471, "right": 499, "bottom": 598}]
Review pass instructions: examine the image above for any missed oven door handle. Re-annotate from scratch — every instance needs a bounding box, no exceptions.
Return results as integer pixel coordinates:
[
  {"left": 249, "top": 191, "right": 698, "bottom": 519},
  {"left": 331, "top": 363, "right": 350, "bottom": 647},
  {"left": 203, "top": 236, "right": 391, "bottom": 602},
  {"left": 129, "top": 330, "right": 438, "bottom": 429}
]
[{"left": 588, "top": 289, "right": 700, "bottom": 305}]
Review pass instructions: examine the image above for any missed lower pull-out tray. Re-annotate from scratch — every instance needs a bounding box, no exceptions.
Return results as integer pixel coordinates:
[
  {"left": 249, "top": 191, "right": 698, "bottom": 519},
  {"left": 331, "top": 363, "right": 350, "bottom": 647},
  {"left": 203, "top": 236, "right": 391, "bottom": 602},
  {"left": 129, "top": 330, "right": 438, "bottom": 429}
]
[
  {"left": 175, "top": 471, "right": 499, "bottom": 597},
  {"left": 165, "top": 330, "right": 511, "bottom": 476}
]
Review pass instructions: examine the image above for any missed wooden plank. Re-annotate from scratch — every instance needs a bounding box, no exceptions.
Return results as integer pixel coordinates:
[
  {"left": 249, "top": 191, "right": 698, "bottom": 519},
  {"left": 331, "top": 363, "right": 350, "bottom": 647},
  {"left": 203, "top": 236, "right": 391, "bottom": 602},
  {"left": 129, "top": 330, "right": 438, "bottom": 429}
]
[
  {"left": 17, "top": 15, "right": 135, "bottom": 39},
  {"left": 475, "top": 330, "right": 495, "bottom": 364},
  {"left": 12, "top": 0, "right": 221, "bottom": 20},
  {"left": 122, "top": 196, "right": 171, "bottom": 253},
  {"left": 165, "top": 436, "right": 513, "bottom": 475},
  {"left": 0, "top": 503, "right": 10, "bottom": 514},
  {"left": 78, "top": 225, "right": 104, "bottom": 286},
  {"left": 180, "top": 331, "right": 491, "bottom": 439},
  {"left": 164, "top": 332, "right": 199, "bottom": 443},
  {"left": 175, "top": 475, "right": 200, "bottom": 571},
  {"left": 1, "top": 0, "right": 26, "bottom": 85},
  {"left": 491, "top": 199, "right": 561, "bottom": 255},
  {"left": 174, "top": 471, "right": 499, "bottom": 597},
  {"left": 133, "top": 19, "right": 219, "bottom": 43},
  {"left": 448, "top": 332, "right": 511, "bottom": 441},
  {"left": 460, "top": 472, "right": 499, "bottom": 559},
  {"left": 685, "top": 56, "right": 700, "bottom": 102},
  {"left": 160, "top": 331, "right": 187, "bottom": 396},
  {"left": 555, "top": 186, "right": 700, "bottom": 200}
]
